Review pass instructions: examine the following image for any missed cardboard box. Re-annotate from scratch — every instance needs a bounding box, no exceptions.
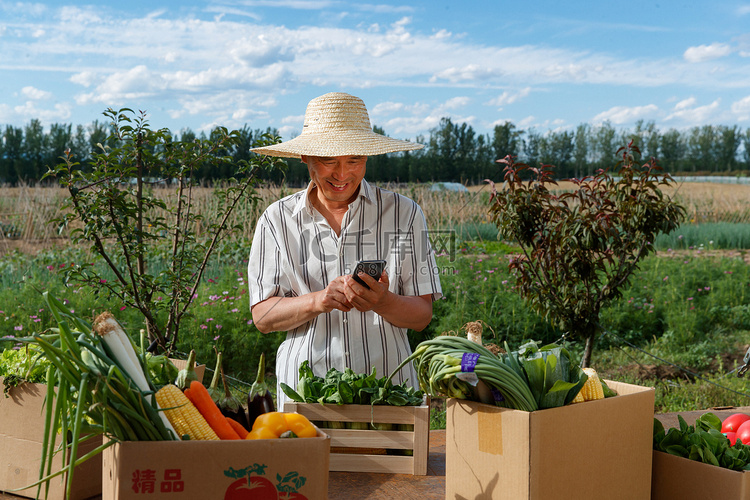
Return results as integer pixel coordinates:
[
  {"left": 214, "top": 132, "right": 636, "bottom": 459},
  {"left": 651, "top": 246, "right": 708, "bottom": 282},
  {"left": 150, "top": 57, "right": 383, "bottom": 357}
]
[
  {"left": 651, "top": 450, "right": 750, "bottom": 499},
  {"left": 446, "top": 380, "right": 655, "bottom": 499},
  {"left": 0, "top": 377, "right": 102, "bottom": 500},
  {"left": 169, "top": 358, "right": 205, "bottom": 383},
  {"left": 284, "top": 400, "right": 430, "bottom": 475},
  {"left": 101, "top": 430, "right": 331, "bottom": 499}
]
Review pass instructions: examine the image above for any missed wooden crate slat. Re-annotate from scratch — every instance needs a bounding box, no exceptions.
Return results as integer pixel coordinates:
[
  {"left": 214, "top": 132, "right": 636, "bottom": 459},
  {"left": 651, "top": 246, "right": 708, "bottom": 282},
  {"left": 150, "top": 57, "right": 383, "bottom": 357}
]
[
  {"left": 325, "top": 428, "right": 413, "bottom": 448},
  {"left": 412, "top": 397, "right": 430, "bottom": 475},
  {"left": 286, "top": 402, "right": 420, "bottom": 424},
  {"left": 284, "top": 400, "right": 430, "bottom": 475},
  {"left": 329, "top": 453, "right": 414, "bottom": 474}
]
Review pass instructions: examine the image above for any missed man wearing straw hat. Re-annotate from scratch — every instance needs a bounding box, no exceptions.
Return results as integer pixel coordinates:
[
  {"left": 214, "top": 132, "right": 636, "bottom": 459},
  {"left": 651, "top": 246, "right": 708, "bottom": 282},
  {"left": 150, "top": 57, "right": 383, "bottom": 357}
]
[{"left": 247, "top": 92, "right": 443, "bottom": 408}]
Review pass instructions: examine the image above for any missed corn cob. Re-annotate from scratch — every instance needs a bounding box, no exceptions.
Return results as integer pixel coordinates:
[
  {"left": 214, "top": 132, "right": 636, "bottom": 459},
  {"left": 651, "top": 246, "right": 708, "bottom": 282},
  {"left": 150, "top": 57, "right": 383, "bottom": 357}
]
[
  {"left": 572, "top": 367, "right": 605, "bottom": 403},
  {"left": 155, "top": 384, "right": 219, "bottom": 440}
]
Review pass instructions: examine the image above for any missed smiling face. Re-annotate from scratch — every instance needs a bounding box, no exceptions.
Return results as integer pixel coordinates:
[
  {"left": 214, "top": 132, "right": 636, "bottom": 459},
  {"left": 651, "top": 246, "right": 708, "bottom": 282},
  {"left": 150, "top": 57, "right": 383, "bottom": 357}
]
[{"left": 302, "top": 155, "right": 367, "bottom": 210}]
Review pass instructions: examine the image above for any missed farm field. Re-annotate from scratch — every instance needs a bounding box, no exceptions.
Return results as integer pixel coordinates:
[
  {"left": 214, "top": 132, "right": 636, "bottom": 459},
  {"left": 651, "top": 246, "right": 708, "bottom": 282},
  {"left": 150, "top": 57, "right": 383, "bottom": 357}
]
[{"left": 1, "top": 180, "right": 750, "bottom": 419}]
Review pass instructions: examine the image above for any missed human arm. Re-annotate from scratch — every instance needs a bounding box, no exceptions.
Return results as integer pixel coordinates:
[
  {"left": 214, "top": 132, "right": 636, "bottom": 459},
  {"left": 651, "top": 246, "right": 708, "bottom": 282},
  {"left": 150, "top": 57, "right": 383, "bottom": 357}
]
[{"left": 251, "top": 276, "right": 352, "bottom": 333}]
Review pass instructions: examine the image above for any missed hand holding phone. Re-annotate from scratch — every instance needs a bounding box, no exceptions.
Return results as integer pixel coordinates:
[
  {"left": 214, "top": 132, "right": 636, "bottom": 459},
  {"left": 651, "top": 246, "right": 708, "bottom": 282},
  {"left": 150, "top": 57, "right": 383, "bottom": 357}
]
[{"left": 351, "top": 259, "right": 386, "bottom": 290}]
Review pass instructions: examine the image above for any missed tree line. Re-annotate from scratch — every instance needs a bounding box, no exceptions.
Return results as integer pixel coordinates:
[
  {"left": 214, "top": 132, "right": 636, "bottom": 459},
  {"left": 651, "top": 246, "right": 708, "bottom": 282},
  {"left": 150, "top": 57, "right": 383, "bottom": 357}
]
[{"left": 2, "top": 116, "right": 750, "bottom": 186}]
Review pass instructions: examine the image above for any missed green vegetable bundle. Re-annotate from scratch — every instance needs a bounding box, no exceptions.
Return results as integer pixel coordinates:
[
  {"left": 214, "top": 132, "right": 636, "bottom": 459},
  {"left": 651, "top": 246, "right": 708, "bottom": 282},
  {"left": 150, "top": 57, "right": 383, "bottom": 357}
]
[
  {"left": 391, "top": 335, "right": 539, "bottom": 412},
  {"left": 504, "top": 340, "right": 588, "bottom": 409},
  {"left": 654, "top": 413, "right": 750, "bottom": 471},
  {"left": 390, "top": 336, "right": 589, "bottom": 412},
  {"left": 1, "top": 347, "right": 51, "bottom": 395},
  {"left": 11, "top": 292, "right": 177, "bottom": 499},
  {"left": 281, "top": 360, "right": 424, "bottom": 406}
]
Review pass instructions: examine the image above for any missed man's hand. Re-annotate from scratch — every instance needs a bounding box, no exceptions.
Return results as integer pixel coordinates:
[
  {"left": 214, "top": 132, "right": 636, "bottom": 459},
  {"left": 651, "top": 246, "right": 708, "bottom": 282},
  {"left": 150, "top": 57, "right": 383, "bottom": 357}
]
[
  {"left": 319, "top": 275, "right": 354, "bottom": 313},
  {"left": 344, "top": 270, "right": 390, "bottom": 312},
  {"left": 344, "top": 270, "right": 433, "bottom": 331}
]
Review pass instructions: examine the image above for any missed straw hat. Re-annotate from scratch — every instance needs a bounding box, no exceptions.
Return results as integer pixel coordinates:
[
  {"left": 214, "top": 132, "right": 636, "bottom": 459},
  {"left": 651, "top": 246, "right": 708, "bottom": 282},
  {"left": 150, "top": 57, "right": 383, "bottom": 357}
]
[{"left": 249, "top": 92, "right": 423, "bottom": 159}]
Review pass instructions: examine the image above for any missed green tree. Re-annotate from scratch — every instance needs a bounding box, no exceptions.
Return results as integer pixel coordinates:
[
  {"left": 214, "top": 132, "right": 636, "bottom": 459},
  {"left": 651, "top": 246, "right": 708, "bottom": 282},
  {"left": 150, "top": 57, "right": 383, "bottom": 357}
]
[
  {"left": 716, "top": 125, "right": 741, "bottom": 172},
  {"left": 658, "top": 128, "right": 686, "bottom": 173},
  {"left": 592, "top": 121, "right": 618, "bottom": 171},
  {"left": 629, "top": 120, "right": 660, "bottom": 160},
  {"left": 488, "top": 143, "right": 685, "bottom": 366},
  {"left": 491, "top": 121, "right": 522, "bottom": 161},
  {"left": 47, "top": 123, "right": 73, "bottom": 172},
  {"left": 2, "top": 126, "right": 24, "bottom": 184},
  {"left": 573, "top": 123, "right": 590, "bottom": 179},
  {"left": 46, "top": 108, "right": 285, "bottom": 352},
  {"left": 742, "top": 128, "right": 750, "bottom": 169},
  {"left": 687, "top": 125, "right": 718, "bottom": 172},
  {"left": 540, "top": 130, "right": 574, "bottom": 178},
  {"left": 522, "top": 128, "right": 542, "bottom": 169},
  {"left": 23, "top": 119, "right": 46, "bottom": 181}
]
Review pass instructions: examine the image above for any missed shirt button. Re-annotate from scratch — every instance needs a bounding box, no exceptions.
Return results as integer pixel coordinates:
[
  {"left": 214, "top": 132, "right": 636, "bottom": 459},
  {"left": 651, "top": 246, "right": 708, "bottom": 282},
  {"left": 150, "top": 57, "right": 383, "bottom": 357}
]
[{"left": 343, "top": 319, "right": 348, "bottom": 324}]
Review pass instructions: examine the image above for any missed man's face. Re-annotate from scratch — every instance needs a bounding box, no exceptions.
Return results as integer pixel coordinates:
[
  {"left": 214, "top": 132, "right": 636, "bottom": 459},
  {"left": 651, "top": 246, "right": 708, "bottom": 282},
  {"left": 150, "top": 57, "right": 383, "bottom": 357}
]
[{"left": 302, "top": 155, "right": 367, "bottom": 206}]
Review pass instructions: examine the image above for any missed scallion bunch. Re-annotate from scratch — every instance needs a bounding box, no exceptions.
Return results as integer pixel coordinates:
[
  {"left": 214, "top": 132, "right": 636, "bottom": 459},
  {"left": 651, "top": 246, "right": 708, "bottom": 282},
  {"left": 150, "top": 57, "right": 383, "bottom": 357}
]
[
  {"left": 388, "top": 335, "right": 539, "bottom": 412},
  {"left": 12, "top": 292, "right": 177, "bottom": 499}
]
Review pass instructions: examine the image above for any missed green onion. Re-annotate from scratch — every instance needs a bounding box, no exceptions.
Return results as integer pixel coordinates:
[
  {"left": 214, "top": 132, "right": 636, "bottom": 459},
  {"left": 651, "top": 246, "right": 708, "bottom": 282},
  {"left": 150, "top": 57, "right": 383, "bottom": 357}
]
[{"left": 9, "top": 291, "right": 178, "bottom": 498}]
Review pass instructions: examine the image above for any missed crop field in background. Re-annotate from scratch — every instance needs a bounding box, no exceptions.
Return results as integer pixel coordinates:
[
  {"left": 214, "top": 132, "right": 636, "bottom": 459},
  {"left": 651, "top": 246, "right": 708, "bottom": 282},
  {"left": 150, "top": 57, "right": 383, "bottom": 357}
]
[
  {"left": 1, "top": 180, "right": 750, "bottom": 254},
  {"left": 1, "top": 179, "right": 750, "bottom": 418}
]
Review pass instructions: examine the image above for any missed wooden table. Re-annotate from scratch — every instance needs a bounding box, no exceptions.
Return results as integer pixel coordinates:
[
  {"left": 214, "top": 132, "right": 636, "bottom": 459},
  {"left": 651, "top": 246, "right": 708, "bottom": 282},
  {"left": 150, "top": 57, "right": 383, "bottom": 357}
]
[
  {"left": 4, "top": 408, "right": 748, "bottom": 500},
  {"left": 327, "top": 429, "right": 446, "bottom": 499}
]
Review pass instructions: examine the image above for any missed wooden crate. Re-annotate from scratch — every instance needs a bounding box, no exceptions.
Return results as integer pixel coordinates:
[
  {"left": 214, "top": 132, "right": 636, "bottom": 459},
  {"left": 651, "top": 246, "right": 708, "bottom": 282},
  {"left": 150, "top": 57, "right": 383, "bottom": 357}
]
[{"left": 284, "top": 400, "right": 430, "bottom": 475}]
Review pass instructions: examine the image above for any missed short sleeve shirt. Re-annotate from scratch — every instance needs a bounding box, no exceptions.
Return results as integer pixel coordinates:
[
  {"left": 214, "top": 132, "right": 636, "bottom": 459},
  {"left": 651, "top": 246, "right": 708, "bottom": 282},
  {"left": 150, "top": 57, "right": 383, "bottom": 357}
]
[{"left": 247, "top": 179, "right": 443, "bottom": 409}]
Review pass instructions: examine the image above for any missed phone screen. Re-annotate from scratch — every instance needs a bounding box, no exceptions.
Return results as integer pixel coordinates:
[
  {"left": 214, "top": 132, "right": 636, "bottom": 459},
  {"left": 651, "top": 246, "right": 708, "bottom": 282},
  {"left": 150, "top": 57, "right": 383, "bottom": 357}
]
[{"left": 352, "top": 260, "right": 386, "bottom": 289}]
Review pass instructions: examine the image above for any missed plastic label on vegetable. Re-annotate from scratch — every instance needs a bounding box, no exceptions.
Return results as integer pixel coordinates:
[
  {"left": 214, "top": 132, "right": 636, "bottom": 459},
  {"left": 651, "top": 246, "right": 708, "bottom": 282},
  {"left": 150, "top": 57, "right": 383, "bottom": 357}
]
[
  {"left": 461, "top": 352, "right": 480, "bottom": 372},
  {"left": 457, "top": 371, "right": 480, "bottom": 386}
]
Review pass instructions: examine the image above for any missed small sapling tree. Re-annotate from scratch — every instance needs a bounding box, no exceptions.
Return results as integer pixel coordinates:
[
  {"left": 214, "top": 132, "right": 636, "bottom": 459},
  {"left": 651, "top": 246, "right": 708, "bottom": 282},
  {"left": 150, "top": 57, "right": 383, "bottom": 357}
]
[
  {"left": 46, "top": 108, "right": 285, "bottom": 353},
  {"left": 488, "top": 142, "right": 685, "bottom": 367}
]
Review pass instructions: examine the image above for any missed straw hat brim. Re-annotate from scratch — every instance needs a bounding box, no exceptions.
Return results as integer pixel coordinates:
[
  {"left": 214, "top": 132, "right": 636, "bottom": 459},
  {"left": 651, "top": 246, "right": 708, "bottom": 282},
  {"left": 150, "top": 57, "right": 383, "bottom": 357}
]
[{"left": 249, "top": 130, "right": 424, "bottom": 159}]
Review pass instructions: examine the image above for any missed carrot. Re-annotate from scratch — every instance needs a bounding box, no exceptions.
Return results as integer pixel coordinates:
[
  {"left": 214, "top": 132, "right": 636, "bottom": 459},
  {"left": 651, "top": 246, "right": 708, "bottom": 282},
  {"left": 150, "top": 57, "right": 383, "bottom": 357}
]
[
  {"left": 185, "top": 380, "right": 242, "bottom": 440},
  {"left": 226, "top": 416, "right": 250, "bottom": 439}
]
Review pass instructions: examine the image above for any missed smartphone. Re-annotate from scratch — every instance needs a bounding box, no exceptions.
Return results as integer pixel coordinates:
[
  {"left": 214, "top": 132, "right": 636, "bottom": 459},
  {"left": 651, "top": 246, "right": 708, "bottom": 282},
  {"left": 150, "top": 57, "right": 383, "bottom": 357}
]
[{"left": 351, "top": 259, "right": 386, "bottom": 289}]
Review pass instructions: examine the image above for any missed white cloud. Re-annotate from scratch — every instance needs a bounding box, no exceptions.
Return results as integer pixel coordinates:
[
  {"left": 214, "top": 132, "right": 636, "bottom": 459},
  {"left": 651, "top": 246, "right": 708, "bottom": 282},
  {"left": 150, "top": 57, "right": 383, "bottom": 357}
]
[
  {"left": 430, "top": 63, "right": 498, "bottom": 83},
  {"left": 592, "top": 104, "right": 659, "bottom": 125},
  {"left": 368, "top": 97, "right": 474, "bottom": 136},
  {"left": 738, "top": 5, "right": 750, "bottom": 15},
  {"left": 13, "top": 101, "right": 72, "bottom": 124},
  {"left": 444, "top": 96, "right": 470, "bottom": 110},
  {"left": 486, "top": 87, "right": 532, "bottom": 108},
  {"left": 665, "top": 98, "right": 721, "bottom": 124},
  {"left": 731, "top": 95, "right": 750, "bottom": 121},
  {"left": 70, "top": 71, "right": 99, "bottom": 88},
  {"left": 674, "top": 97, "right": 697, "bottom": 110},
  {"left": 683, "top": 42, "right": 732, "bottom": 63},
  {"left": 21, "top": 86, "right": 52, "bottom": 100}
]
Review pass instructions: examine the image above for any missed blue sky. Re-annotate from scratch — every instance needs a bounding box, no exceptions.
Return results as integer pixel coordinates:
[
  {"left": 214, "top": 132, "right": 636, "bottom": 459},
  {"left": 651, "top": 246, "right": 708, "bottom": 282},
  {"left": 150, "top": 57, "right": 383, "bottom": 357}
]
[{"left": 2, "top": 0, "right": 750, "bottom": 142}]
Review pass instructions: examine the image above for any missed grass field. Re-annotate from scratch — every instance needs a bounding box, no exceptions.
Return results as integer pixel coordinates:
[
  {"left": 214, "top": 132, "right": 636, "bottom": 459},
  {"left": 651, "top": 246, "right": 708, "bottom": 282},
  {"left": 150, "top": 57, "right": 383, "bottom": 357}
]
[{"left": 1, "top": 180, "right": 750, "bottom": 419}]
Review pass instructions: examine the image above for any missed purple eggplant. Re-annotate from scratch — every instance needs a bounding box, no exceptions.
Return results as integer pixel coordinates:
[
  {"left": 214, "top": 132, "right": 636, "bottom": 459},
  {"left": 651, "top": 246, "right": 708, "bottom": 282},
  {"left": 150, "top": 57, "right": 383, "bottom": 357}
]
[
  {"left": 209, "top": 350, "right": 250, "bottom": 431},
  {"left": 247, "top": 353, "right": 275, "bottom": 429}
]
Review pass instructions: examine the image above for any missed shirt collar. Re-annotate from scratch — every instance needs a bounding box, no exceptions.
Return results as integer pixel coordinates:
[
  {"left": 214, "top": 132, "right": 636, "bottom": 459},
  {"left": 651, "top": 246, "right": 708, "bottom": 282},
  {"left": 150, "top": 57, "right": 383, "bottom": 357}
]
[{"left": 293, "top": 178, "right": 375, "bottom": 217}]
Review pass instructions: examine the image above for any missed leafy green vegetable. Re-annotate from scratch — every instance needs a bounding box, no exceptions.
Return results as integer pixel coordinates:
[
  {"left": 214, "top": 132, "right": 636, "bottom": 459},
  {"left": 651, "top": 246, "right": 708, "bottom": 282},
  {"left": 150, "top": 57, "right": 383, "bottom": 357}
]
[
  {"left": 1, "top": 340, "right": 178, "bottom": 396},
  {"left": 1, "top": 346, "right": 52, "bottom": 395},
  {"left": 653, "top": 413, "right": 750, "bottom": 471},
  {"left": 280, "top": 360, "right": 424, "bottom": 407},
  {"left": 504, "top": 340, "right": 588, "bottom": 409}
]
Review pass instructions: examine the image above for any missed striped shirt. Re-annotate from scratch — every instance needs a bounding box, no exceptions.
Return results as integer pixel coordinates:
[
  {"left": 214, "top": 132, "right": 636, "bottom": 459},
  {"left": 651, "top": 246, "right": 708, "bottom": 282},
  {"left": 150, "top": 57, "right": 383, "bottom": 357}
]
[{"left": 247, "top": 179, "right": 443, "bottom": 409}]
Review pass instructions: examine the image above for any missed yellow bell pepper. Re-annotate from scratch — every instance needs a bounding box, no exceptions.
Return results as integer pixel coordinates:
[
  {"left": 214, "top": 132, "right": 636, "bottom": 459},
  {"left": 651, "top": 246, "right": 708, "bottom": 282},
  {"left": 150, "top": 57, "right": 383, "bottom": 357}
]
[{"left": 245, "top": 411, "right": 317, "bottom": 439}]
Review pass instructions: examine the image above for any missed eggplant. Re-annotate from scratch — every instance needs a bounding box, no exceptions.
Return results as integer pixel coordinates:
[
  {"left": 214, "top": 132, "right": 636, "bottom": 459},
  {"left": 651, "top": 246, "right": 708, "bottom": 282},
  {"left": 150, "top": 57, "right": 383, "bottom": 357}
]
[
  {"left": 174, "top": 349, "right": 199, "bottom": 390},
  {"left": 247, "top": 353, "right": 275, "bottom": 429},
  {"left": 209, "top": 350, "right": 250, "bottom": 431}
]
